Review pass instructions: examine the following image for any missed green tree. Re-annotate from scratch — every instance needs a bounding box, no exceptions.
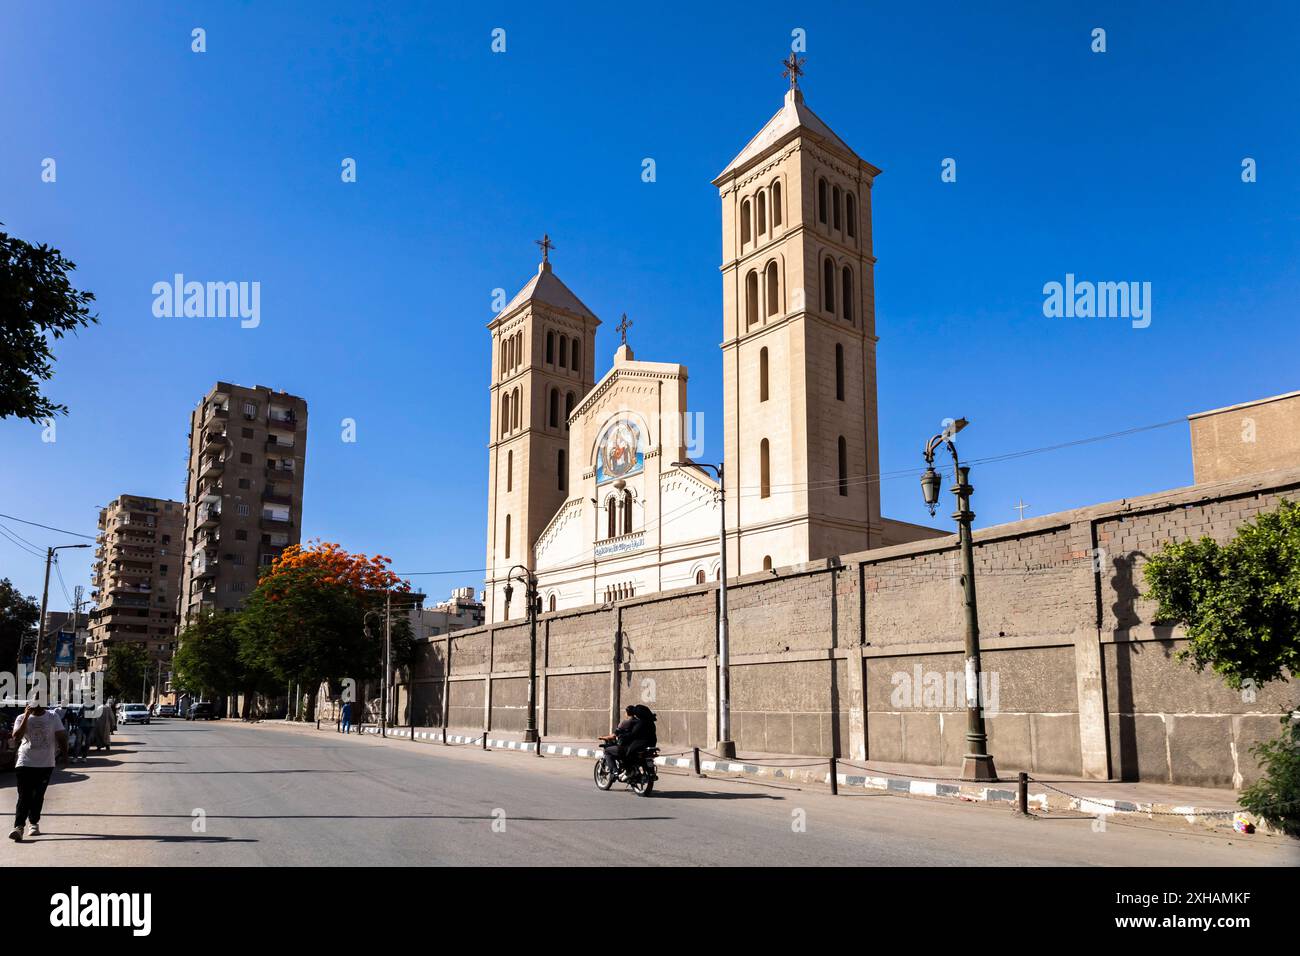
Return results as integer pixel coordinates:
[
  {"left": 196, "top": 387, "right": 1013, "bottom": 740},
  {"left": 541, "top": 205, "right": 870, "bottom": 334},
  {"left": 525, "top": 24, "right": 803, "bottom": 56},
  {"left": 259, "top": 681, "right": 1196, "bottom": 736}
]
[
  {"left": 0, "top": 226, "right": 99, "bottom": 422},
  {"left": 1144, "top": 498, "right": 1300, "bottom": 835},
  {"left": 0, "top": 578, "right": 40, "bottom": 672},
  {"left": 1144, "top": 498, "right": 1300, "bottom": 688},
  {"left": 105, "top": 641, "right": 150, "bottom": 701},
  {"left": 173, "top": 610, "right": 244, "bottom": 700}
]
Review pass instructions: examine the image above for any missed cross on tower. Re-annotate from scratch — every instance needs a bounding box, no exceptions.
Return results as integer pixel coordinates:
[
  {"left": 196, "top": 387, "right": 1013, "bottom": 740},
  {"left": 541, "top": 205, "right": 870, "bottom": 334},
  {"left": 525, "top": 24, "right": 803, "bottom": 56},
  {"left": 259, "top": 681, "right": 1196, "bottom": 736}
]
[
  {"left": 535, "top": 233, "right": 555, "bottom": 263},
  {"left": 616, "top": 313, "right": 633, "bottom": 346},
  {"left": 782, "top": 52, "right": 806, "bottom": 90},
  {"left": 1014, "top": 499, "right": 1030, "bottom": 520}
]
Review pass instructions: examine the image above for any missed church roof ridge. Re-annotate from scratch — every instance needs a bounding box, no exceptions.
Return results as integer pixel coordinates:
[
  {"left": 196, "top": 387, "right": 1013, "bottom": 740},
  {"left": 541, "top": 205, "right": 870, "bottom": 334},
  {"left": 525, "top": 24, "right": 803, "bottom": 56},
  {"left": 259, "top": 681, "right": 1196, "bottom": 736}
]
[{"left": 713, "top": 87, "right": 871, "bottom": 183}]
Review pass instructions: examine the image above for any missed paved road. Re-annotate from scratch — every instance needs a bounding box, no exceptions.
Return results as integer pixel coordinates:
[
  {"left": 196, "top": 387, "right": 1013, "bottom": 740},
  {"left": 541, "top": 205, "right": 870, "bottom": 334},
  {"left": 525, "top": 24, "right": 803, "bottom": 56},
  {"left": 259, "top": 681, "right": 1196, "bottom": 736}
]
[{"left": 3, "top": 720, "right": 1295, "bottom": 866}]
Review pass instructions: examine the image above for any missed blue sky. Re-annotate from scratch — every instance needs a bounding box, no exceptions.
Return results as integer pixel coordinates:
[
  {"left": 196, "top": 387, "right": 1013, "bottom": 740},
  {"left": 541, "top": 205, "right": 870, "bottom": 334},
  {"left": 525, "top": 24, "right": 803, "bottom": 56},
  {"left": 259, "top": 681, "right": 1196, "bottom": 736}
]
[{"left": 1, "top": 1, "right": 1297, "bottom": 605}]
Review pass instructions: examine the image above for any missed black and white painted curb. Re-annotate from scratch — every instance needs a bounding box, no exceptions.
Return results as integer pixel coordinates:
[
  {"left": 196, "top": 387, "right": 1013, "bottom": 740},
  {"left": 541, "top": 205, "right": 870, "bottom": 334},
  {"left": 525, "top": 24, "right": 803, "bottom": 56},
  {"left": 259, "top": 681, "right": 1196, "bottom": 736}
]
[{"left": 344, "top": 724, "right": 1251, "bottom": 831}]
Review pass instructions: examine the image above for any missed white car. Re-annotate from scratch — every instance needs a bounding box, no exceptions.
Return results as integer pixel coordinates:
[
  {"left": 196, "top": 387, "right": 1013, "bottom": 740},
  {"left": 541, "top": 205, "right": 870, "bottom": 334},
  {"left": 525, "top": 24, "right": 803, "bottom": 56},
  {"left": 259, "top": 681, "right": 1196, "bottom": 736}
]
[{"left": 119, "top": 703, "right": 151, "bottom": 725}]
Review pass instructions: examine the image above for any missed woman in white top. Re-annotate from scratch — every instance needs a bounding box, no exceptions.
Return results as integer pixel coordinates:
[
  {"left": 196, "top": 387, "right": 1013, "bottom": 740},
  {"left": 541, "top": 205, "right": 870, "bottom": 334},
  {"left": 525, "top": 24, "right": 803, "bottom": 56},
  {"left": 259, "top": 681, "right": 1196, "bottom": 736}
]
[{"left": 9, "top": 700, "right": 68, "bottom": 841}]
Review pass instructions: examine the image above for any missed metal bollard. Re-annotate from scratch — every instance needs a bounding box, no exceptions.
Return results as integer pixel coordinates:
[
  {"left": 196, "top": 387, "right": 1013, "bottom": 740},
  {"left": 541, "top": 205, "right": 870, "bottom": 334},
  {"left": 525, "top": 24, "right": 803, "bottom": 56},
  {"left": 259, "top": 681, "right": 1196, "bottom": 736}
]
[
  {"left": 535, "top": 736, "right": 542, "bottom": 758},
  {"left": 442, "top": 724, "right": 448, "bottom": 745},
  {"left": 692, "top": 746, "right": 701, "bottom": 777},
  {"left": 1017, "top": 771, "right": 1029, "bottom": 816},
  {"left": 829, "top": 757, "right": 839, "bottom": 795},
  {"left": 410, "top": 722, "right": 415, "bottom": 741},
  {"left": 481, "top": 731, "right": 488, "bottom": 750}
]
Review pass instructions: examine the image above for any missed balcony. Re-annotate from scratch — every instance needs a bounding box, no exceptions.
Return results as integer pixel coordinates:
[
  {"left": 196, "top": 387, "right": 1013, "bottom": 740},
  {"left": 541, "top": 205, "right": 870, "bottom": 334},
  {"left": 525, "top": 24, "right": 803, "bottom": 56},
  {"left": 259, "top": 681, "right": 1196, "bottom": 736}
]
[
  {"left": 197, "top": 506, "right": 222, "bottom": 528},
  {"left": 206, "top": 405, "right": 230, "bottom": 425},
  {"left": 259, "top": 514, "right": 293, "bottom": 530},
  {"left": 268, "top": 414, "right": 298, "bottom": 432},
  {"left": 199, "top": 455, "right": 225, "bottom": 480},
  {"left": 201, "top": 429, "right": 230, "bottom": 453},
  {"left": 262, "top": 489, "right": 292, "bottom": 507},
  {"left": 265, "top": 438, "right": 295, "bottom": 452},
  {"left": 195, "top": 529, "right": 220, "bottom": 550},
  {"left": 265, "top": 463, "right": 295, "bottom": 481},
  {"left": 192, "top": 555, "right": 218, "bottom": 579}
]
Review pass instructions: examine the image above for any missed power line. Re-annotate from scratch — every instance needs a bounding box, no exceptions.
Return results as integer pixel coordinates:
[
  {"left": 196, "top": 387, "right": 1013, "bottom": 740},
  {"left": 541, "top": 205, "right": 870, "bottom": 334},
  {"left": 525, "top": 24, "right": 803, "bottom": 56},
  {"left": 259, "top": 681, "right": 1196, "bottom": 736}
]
[
  {"left": 0, "top": 512, "right": 96, "bottom": 540},
  {"left": 0, "top": 524, "right": 44, "bottom": 558}
]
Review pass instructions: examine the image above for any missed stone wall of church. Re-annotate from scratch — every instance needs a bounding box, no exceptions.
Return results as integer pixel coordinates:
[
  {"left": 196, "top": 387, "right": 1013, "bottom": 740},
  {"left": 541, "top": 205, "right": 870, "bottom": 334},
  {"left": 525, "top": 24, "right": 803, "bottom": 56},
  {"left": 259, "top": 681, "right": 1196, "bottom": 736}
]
[{"left": 404, "top": 466, "right": 1300, "bottom": 787}]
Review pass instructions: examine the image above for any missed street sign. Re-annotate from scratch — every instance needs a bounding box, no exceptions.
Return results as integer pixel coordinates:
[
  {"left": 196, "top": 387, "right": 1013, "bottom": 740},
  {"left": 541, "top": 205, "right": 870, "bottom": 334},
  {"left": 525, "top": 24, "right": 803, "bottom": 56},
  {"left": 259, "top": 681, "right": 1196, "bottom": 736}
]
[{"left": 54, "top": 630, "right": 76, "bottom": 668}]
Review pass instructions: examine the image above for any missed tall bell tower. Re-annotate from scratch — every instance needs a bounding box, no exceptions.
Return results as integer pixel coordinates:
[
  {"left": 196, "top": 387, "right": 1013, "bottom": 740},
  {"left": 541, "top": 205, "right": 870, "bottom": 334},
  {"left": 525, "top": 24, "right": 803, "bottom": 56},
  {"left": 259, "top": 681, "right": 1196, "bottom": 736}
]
[
  {"left": 484, "top": 238, "right": 600, "bottom": 622},
  {"left": 714, "top": 61, "right": 884, "bottom": 574}
]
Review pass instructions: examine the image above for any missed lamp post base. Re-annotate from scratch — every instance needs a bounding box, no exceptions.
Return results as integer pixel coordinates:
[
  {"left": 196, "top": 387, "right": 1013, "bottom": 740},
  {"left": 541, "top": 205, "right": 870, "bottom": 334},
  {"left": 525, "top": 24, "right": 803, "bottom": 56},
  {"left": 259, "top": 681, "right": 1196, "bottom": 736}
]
[
  {"left": 715, "top": 739, "right": 736, "bottom": 759},
  {"left": 522, "top": 728, "right": 539, "bottom": 744},
  {"left": 961, "top": 753, "right": 998, "bottom": 782}
]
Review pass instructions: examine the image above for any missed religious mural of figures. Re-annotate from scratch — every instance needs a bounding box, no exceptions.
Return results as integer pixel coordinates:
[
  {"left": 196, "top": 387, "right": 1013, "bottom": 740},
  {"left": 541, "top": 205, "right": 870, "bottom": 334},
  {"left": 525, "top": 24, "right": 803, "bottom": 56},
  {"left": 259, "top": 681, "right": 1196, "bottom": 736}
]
[{"left": 596, "top": 418, "right": 643, "bottom": 483}]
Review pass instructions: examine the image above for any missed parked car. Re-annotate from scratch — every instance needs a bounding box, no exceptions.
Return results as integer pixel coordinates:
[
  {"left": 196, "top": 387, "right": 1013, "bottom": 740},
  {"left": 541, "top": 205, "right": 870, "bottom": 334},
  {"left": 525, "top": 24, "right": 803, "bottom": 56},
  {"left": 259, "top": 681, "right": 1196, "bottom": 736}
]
[
  {"left": 156, "top": 704, "right": 177, "bottom": 718},
  {"left": 119, "top": 703, "right": 151, "bottom": 725},
  {"left": 186, "top": 701, "right": 216, "bottom": 721}
]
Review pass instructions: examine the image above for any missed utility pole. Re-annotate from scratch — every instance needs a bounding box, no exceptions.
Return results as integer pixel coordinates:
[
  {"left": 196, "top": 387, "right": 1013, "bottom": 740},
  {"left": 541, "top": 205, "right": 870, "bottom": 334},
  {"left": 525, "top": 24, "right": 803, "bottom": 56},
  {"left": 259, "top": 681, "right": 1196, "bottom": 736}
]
[
  {"left": 32, "top": 548, "right": 53, "bottom": 686},
  {"left": 382, "top": 589, "right": 392, "bottom": 736}
]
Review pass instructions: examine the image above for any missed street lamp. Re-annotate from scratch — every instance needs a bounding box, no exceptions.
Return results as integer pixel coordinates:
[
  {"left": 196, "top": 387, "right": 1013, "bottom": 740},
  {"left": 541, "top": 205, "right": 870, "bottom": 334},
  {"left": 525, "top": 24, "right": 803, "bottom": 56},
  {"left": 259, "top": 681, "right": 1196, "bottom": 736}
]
[
  {"left": 29, "top": 543, "right": 92, "bottom": 684},
  {"left": 671, "top": 459, "right": 735, "bottom": 759},
  {"left": 921, "top": 418, "right": 997, "bottom": 782},
  {"left": 502, "top": 564, "right": 540, "bottom": 744}
]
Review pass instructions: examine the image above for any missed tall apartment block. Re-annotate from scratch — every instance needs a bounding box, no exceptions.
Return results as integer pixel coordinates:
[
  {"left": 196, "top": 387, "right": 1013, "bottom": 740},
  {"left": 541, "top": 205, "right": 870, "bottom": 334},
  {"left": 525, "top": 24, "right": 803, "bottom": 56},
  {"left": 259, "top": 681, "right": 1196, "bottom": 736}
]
[
  {"left": 177, "top": 382, "right": 308, "bottom": 628},
  {"left": 87, "top": 495, "right": 186, "bottom": 671}
]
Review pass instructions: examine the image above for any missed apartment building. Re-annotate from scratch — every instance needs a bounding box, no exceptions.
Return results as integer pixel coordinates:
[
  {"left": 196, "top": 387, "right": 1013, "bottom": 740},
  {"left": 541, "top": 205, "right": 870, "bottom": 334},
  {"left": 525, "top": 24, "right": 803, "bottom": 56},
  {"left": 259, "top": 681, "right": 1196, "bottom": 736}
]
[
  {"left": 176, "top": 382, "right": 308, "bottom": 628},
  {"left": 87, "top": 495, "right": 186, "bottom": 671}
]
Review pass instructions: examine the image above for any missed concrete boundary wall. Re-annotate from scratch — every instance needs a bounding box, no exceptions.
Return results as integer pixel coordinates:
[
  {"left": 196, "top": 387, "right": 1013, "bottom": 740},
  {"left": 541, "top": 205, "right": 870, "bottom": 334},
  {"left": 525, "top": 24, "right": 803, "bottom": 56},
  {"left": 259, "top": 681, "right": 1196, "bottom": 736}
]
[{"left": 403, "top": 467, "right": 1300, "bottom": 787}]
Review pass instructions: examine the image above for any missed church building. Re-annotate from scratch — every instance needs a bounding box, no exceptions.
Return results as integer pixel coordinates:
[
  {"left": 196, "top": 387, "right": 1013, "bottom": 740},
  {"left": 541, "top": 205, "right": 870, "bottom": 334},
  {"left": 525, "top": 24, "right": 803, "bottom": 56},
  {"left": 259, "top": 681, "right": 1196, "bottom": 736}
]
[{"left": 484, "top": 66, "right": 941, "bottom": 624}]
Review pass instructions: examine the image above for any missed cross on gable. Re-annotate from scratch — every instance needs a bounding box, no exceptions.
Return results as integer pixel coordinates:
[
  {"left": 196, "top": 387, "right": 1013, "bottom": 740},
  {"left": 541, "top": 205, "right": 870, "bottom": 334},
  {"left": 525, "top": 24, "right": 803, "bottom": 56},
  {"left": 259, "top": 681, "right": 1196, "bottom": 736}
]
[
  {"left": 535, "top": 233, "right": 555, "bottom": 263},
  {"left": 616, "top": 313, "right": 633, "bottom": 346},
  {"left": 782, "top": 52, "right": 806, "bottom": 90}
]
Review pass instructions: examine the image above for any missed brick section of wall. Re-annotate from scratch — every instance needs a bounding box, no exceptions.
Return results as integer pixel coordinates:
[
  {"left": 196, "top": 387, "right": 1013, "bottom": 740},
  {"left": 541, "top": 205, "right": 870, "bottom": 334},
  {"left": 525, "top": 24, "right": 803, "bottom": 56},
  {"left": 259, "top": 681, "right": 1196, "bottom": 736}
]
[{"left": 399, "top": 468, "right": 1299, "bottom": 785}]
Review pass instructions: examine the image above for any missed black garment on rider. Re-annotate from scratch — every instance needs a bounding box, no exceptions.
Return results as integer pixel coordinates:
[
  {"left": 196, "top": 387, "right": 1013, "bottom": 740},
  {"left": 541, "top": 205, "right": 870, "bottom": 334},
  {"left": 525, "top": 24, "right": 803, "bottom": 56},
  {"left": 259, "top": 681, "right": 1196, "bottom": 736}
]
[
  {"left": 622, "top": 705, "right": 657, "bottom": 770},
  {"left": 603, "top": 717, "right": 640, "bottom": 773}
]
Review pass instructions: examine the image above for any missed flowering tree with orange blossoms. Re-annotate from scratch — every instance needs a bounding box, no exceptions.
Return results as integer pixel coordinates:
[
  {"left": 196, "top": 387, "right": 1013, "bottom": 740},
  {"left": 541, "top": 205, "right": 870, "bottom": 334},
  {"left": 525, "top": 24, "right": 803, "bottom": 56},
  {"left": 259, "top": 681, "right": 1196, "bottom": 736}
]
[{"left": 235, "top": 540, "right": 415, "bottom": 720}]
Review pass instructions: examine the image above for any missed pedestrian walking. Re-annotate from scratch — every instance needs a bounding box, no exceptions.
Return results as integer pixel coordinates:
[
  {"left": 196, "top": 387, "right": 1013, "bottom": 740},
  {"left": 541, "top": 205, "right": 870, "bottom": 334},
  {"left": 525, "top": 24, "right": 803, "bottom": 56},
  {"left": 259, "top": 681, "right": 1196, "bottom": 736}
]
[
  {"left": 341, "top": 699, "right": 353, "bottom": 735},
  {"left": 9, "top": 698, "right": 69, "bottom": 842}
]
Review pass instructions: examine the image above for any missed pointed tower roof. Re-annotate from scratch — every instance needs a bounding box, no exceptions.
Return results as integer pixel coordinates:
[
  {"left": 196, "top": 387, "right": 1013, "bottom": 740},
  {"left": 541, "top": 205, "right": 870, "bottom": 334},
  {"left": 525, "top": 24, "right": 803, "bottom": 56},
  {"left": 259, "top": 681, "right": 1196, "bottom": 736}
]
[
  {"left": 496, "top": 260, "right": 599, "bottom": 323},
  {"left": 713, "top": 87, "right": 876, "bottom": 184}
]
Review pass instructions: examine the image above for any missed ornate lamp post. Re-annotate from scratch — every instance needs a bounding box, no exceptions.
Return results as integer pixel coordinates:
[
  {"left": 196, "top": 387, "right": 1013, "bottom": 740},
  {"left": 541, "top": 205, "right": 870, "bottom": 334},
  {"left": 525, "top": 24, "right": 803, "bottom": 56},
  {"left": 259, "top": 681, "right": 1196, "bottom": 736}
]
[
  {"left": 671, "top": 459, "right": 735, "bottom": 759},
  {"left": 503, "top": 564, "right": 540, "bottom": 744},
  {"left": 921, "top": 418, "right": 998, "bottom": 782}
]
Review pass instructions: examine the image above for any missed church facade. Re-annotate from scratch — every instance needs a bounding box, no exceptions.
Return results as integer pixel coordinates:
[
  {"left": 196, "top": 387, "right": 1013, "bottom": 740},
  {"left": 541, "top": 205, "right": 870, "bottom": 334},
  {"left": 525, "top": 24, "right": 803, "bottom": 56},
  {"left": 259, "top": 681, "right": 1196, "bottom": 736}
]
[{"left": 484, "top": 76, "right": 941, "bottom": 624}]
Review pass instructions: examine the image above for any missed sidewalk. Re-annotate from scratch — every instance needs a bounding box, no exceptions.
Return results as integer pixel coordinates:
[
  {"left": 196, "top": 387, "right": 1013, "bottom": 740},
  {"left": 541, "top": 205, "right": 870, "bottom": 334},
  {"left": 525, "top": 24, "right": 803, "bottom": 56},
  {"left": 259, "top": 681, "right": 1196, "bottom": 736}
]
[{"left": 293, "top": 719, "right": 1272, "bottom": 835}]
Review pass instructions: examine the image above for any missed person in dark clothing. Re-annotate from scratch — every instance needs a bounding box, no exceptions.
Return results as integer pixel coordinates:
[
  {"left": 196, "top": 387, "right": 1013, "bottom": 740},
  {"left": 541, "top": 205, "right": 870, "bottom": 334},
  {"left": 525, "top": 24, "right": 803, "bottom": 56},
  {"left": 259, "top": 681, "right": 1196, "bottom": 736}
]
[
  {"left": 341, "top": 700, "right": 353, "bottom": 734},
  {"left": 621, "top": 704, "right": 658, "bottom": 775},
  {"left": 599, "top": 706, "right": 640, "bottom": 778}
]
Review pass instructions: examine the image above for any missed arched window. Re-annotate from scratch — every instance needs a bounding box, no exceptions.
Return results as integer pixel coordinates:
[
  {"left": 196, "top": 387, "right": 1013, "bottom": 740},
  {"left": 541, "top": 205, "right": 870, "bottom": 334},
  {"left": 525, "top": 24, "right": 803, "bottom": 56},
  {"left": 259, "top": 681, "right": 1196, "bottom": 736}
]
[
  {"left": 842, "top": 266, "right": 853, "bottom": 322},
  {"left": 506, "top": 449, "right": 513, "bottom": 491},
  {"left": 832, "top": 185, "right": 842, "bottom": 231},
  {"left": 765, "top": 260, "right": 779, "bottom": 317},
  {"left": 716, "top": 567, "right": 722, "bottom": 581},
  {"left": 500, "top": 393, "right": 509, "bottom": 437},
  {"left": 745, "top": 270, "right": 759, "bottom": 327},
  {"left": 546, "top": 331, "right": 554, "bottom": 364},
  {"left": 506, "top": 336, "right": 513, "bottom": 372},
  {"left": 571, "top": 339, "right": 580, "bottom": 372},
  {"left": 823, "top": 258, "right": 836, "bottom": 315},
  {"left": 771, "top": 181, "right": 782, "bottom": 227},
  {"left": 511, "top": 387, "right": 520, "bottom": 430},
  {"left": 763, "top": 555, "right": 773, "bottom": 571},
  {"left": 741, "top": 198, "right": 752, "bottom": 245},
  {"left": 558, "top": 449, "right": 566, "bottom": 491},
  {"left": 549, "top": 388, "right": 559, "bottom": 428},
  {"left": 504, "top": 514, "right": 511, "bottom": 559},
  {"left": 565, "top": 391, "right": 575, "bottom": 430},
  {"left": 517, "top": 332, "right": 524, "bottom": 368},
  {"left": 559, "top": 336, "right": 568, "bottom": 369},
  {"left": 500, "top": 340, "right": 507, "bottom": 379},
  {"left": 606, "top": 496, "right": 616, "bottom": 539},
  {"left": 838, "top": 436, "right": 848, "bottom": 496},
  {"left": 695, "top": 569, "right": 706, "bottom": 585},
  {"left": 759, "top": 347, "right": 769, "bottom": 402},
  {"left": 760, "top": 438, "right": 771, "bottom": 499},
  {"left": 549, "top": 594, "right": 557, "bottom": 612},
  {"left": 757, "top": 192, "right": 767, "bottom": 234},
  {"left": 621, "top": 490, "right": 633, "bottom": 535},
  {"left": 818, "top": 178, "right": 828, "bottom": 224},
  {"left": 835, "top": 344, "right": 845, "bottom": 401},
  {"left": 846, "top": 193, "right": 857, "bottom": 238}
]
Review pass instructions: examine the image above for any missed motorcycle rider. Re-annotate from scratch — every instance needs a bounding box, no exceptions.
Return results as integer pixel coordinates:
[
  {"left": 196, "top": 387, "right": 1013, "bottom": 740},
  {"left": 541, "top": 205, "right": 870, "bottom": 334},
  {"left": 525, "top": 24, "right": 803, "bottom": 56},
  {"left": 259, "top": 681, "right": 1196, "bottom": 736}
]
[
  {"left": 598, "top": 706, "right": 640, "bottom": 779},
  {"left": 622, "top": 704, "right": 657, "bottom": 775}
]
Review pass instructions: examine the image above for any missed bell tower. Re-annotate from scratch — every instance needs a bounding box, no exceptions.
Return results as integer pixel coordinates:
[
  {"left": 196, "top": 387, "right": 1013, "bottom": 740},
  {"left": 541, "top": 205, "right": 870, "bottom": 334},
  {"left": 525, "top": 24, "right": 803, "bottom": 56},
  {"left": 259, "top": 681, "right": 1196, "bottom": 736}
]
[
  {"left": 714, "top": 62, "right": 884, "bottom": 573},
  {"left": 485, "top": 238, "right": 600, "bottom": 623}
]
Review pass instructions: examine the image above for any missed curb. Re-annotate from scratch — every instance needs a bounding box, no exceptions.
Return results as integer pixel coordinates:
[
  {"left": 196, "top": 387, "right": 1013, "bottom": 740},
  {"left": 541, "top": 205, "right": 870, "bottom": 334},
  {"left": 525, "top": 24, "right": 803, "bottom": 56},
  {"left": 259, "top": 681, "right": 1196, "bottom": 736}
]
[{"left": 339, "top": 725, "right": 1257, "bottom": 833}]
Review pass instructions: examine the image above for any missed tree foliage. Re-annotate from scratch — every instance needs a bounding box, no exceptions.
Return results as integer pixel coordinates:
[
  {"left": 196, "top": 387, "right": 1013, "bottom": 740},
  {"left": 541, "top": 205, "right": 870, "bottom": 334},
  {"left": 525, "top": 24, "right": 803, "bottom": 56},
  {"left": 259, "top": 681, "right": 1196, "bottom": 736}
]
[
  {"left": 172, "top": 610, "right": 246, "bottom": 699},
  {"left": 1143, "top": 498, "right": 1300, "bottom": 689},
  {"left": 0, "top": 577, "right": 40, "bottom": 672},
  {"left": 0, "top": 226, "right": 99, "bottom": 422},
  {"left": 105, "top": 641, "right": 150, "bottom": 701}
]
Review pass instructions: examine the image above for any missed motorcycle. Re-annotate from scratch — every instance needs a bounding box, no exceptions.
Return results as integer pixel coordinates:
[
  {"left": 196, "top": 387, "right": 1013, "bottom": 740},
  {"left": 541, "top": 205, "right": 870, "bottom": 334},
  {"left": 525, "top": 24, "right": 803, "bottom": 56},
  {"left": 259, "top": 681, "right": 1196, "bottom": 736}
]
[{"left": 594, "top": 741, "right": 659, "bottom": 796}]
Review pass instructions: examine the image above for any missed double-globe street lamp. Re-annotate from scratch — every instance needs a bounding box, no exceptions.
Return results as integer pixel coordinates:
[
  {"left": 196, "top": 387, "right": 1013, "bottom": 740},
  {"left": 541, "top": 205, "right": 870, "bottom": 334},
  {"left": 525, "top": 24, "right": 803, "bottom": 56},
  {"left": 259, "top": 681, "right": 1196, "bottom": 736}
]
[
  {"left": 920, "top": 418, "right": 998, "bottom": 782},
  {"left": 670, "top": 460, "right": 736, "bottom": 760},
  {"left": 502, "top": 564, "right": 541, "bottom": 744}
]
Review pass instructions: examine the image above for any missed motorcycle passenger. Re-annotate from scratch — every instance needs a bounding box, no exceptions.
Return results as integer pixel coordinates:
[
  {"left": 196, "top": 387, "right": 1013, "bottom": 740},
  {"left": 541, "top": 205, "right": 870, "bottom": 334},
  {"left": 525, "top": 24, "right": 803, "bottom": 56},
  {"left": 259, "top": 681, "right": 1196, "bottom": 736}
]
[
  {"left": 598, "top": 706, "right": 640, "bottom": 778},
  {"left": 622, "top": 704, "right": 657, "bottom": 775}
]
